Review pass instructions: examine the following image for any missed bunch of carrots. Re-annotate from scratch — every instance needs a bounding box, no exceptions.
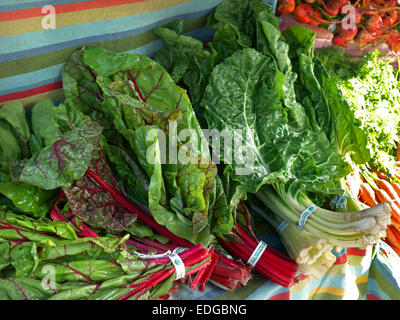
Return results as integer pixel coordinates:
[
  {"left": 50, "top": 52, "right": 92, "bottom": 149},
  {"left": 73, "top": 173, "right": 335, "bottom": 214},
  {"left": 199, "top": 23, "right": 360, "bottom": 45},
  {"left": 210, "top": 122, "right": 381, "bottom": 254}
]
[
  {"left": 277, "top": 0, "right": 400, "bottom": 52},
  {"left": 345, "top": 161, "right": 400, "bottom": 256}
]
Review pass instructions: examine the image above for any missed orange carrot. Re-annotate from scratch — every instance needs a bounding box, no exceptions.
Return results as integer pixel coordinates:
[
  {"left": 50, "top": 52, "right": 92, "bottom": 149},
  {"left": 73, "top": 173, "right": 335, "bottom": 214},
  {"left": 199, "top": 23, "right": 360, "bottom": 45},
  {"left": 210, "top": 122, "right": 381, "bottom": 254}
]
[
  {"left": 391, "top": 217, "right": 400, "bottom": 232},
  {"left": 386, "top": 226, "right": 400, "bottom": 256},
  {"left": 397, "top": 142, "right": 400, "bottom": 161},
  {"left": 376, "top": 179, "right": 400, "bottom": 220},
  {"left": 377, "top": 171, "right": 388, "bottom": 181},
  {"left": 391, "top": 181, "right": 400, "bottom": 198},
  {"left": 375, "top": 189, "right": 400, "bottom": 218},
  {"left": 377, "top": 179, "right": 400, "bottom": 201},
  {"left": 359, "top": 183, "right": 378, "bottom": 207},
  {"left": 375, "top": 188, "right": 392, "bottom": 203}
]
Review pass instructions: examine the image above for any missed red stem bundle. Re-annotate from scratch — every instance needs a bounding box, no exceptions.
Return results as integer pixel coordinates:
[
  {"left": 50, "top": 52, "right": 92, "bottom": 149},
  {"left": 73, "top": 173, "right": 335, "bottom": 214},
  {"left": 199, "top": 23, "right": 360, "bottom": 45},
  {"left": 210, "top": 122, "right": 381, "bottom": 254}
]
[
  {"left": 48, "top": 169, "right": 262, "bottom": 294},
  {"left": 86, "top": 168, "right": 193, "bottom": 248}
]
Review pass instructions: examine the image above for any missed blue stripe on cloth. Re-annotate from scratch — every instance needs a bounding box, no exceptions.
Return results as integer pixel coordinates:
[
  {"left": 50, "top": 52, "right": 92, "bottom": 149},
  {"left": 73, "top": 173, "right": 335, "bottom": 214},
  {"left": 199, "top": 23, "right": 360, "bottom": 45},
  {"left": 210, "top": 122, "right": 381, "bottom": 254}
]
[
  {"left": 0, "top": 0, "right": 89, "bottom": 12},
  {"left": 289, "top": 272, "right": 367, "bottom": 300},
  {"left": 0, "top": 0, "right": 220, "bottom": 59},
  {"left": 369, "top": 244, "right": 400, "bottom": 293}
]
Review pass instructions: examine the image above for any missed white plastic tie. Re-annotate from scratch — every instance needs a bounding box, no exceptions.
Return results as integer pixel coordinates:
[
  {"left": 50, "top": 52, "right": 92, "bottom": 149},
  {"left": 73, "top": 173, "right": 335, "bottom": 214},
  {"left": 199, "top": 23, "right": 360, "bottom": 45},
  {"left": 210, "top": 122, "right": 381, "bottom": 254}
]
[
  {"left": 297, "top": 204, "right": 318, "bottom": 232},
  {"left": 277, "top": 220, "right": 289, "bottom": 235},
  {"left": 135, "top": 247, "right": 187, "bottom": 280},
  {"left": 247, "top": 241, "right": 268, "bottom": 267}
]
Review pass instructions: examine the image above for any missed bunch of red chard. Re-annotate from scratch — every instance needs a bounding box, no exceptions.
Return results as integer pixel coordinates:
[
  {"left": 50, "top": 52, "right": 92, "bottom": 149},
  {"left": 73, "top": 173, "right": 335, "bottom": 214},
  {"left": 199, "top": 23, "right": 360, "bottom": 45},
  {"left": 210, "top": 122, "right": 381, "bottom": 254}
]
[
  {"left": 50, "top": 177, "right": 253, "bottom": 293},
  {"left": 217, "top": 203, "right": 300, "bottom": 288}
]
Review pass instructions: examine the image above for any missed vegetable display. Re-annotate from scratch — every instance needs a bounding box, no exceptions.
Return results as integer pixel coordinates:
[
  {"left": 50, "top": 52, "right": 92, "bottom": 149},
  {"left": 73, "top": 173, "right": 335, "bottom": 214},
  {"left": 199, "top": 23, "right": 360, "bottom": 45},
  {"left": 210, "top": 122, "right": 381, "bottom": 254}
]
[{"left": 1, "top": 0, "right": 400, "bottom": 300}]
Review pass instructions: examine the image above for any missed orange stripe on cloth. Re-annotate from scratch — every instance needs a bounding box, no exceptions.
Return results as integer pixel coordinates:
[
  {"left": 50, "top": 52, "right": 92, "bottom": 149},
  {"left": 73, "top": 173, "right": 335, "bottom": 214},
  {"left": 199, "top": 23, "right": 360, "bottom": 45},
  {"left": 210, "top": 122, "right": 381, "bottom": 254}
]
[
  {"left": 355, "top": 275, "right": 369, "bottom": 285},
  {"left": 0, "top": 0, "right": 148, "bottom": 22},
  {"left": 0, "top": 81, "right": 63, "bottom": 103}
]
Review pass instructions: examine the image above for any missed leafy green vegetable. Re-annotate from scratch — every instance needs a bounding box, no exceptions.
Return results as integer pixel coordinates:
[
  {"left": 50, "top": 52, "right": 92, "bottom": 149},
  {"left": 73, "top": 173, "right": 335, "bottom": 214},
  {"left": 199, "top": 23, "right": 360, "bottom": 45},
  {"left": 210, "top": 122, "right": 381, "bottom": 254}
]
[
  {"left": 153, "top": 19, "right": 217, "bottom": 127},
  {"left": 201, "top": 42, "right": 349, "bottom": 196},
  {"left": 0, "top": 209, "right": 77, "bottom": 242},
  {"left": 314, "top": 46, "right": 366, "bottom": 80},
  {"left": 10, "top": 102, "right": 103, "bottom": 190},
  {"left": 0, "top": 209, "right": 210, "bottom": 300},
  {"left": 282, "top": 26, "right": 370, "bottom": 166},
  {"left": 60, "top": 46, "right": 235, "bottom": 245},
  {"left": 207, "top": 0, "right": 273, "bottom": 62},
  {"left": 63, "top": 154, "right": 137, "bottom": 231},
  {"left": 0, "top": 121, "right": 22, "bottom": 166},
  {"left": 102, "top": 141, "right": 149, "bottom": 207},
  {"left": 30, "top": 99, "right": 61, "bottom": 147},
  {"left": 337, "top": 51, "right": 400, "bottom": 173},
  {"left": 0, "top": 165, "right": 58, "bottom": 218},
  {"left": 0, "top": 101, "right": 30, "bottom": 157}
]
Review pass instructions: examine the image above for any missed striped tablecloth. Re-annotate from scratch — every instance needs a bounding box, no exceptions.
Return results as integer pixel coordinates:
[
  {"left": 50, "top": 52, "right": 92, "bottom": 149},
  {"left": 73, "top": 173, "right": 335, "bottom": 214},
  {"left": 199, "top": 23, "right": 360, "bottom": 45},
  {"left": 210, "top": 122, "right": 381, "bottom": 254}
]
[{"left": 1, "top": 0, "right": 400, "bottom": 300}]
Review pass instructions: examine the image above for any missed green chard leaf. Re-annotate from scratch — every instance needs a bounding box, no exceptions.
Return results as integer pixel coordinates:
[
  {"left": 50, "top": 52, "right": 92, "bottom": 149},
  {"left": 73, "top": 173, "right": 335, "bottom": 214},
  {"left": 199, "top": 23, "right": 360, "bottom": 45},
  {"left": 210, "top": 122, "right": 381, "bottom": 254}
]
[
  {"left": 0, "top": 165, "right": 58, "bottom": 218},
  {"left": 30, "top": 99, "right": 61, "bottom": 147},
  {"left": 80, "top": 46, "right": 230, "bottom": 244},
  {"left": 10, "top": 102, "right": 103, "bottom": 190},
  {"left": 201, "top": 25, "right": 349, "bottom": 196},
  {"left": 207, "top": 0, "right": 273, "bottom": 62},
  {"left": 282, "top": 25, "right": 335, "bottom": 144},
  {"left": 62, "top": 47, "right": 107, "bottom": 125},
  {"left": 0, "top": 99, "right": 30, "bottom": 164},
  {"left": 0, "top": 120, "right": 22, "bottom": 166},
  {"left": 153, "top": 19, "right": 217, "bottom": 127}
]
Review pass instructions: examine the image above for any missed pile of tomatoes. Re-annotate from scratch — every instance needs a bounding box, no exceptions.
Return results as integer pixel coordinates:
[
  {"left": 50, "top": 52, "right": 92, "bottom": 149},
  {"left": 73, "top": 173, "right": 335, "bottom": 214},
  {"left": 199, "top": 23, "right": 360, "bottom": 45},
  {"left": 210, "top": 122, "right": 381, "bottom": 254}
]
[{"left": 277, "top": 0, "right": 400, "bottom": 52}]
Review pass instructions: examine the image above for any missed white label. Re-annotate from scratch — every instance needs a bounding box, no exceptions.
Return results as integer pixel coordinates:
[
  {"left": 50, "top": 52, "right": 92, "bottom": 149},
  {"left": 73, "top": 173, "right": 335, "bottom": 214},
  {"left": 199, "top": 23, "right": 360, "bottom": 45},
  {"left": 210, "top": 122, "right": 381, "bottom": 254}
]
[
  {"left": 168, "top": 252, "right": 185, "bottom": 280},
  {"left": 247, "top": 241, "right": 268, "bottom": 267}
]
